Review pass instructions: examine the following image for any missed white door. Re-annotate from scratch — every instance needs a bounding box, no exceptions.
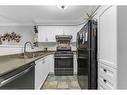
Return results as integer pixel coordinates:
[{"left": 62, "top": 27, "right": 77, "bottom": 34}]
[{"left": 98, "top": 6, "right": 117, "bottom": 68}]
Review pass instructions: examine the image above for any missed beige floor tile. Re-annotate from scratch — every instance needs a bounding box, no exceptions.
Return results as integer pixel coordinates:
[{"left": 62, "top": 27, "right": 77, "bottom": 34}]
[
  {"left": 57, "top": 81, "right": 69, "bottom": 89},
  {"left": 42, "top": 81, "right": 48, "bottom": 89},
  {"left": 44, "top": 81, "right": 58, "bottom": 89},
  {"left": 42, "top": 75, "right": 81, "bottom": 89},
  {"left": 70, "top": 81, "right": 80, "bottom": 89}
]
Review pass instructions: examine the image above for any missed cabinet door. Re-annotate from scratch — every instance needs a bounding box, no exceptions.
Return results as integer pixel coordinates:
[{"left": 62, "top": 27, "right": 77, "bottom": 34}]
[
  {"left": 63, "top": 26, "right": 77, "bottom": 42},
  {"left": 38, "top": 26, "right": 47, "bottom": 42},
  {"left": 38, "top": 26, "right": 78, "bottom": 42},
  {"left": 98, "top": 6, "right": 117, "bottom": 68},
  {"left": 35, "top": 58, "right": 48, "bottom": 89},
  {"left": 35, "top": 58, "right": 44, "bottom": 89},
  {"left": 44, "top": 56, "right": 50, "bottom": 75},
  {"left": 41, "top": 57, "right": 49, "bottom": 82},
  {"left": 45, "top": 54, "right": 54, "bottom": 74},
  {"left": 38, "top": 26, "right": 63, "bottom": 42}
]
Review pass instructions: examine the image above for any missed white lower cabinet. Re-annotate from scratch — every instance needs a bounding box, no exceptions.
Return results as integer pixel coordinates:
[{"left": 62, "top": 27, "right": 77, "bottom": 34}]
[
  {"left": 35, "top": 54, "right": 54, "bottom": 89},
  {"left": 98, "top": 63, "right": 117, "bottom": 89},
  {"left": 47, "top": 54, "right": 54, "bottom": 74},
  {"left": 35, "top": 57, "right": 49, "bottom": 89},
  {"left": 98, "top": 81, "right": 106, "bottom": 90},
  {"left": 99, "top": 63, "right": 117, "bottom": 83}
]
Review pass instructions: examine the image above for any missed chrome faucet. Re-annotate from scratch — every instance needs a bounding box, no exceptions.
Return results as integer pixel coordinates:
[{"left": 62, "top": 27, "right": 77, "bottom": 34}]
[{"left": 24, "top": 41, "right": 34, "bottom": 57}]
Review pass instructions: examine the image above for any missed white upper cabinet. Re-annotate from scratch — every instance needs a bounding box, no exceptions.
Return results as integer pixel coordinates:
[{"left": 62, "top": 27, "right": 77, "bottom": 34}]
[
  {"left": 38, "top": 26, "right": 62, "bottom": 42},
  {"left": 63, "top": 26, "right": 77, "bottom": 42},
  {"left": 38, "top": 26, "right": 78, "bottom": 42},
  {"left": 99, "top": 6, "right": 117, "bottom": 68}
]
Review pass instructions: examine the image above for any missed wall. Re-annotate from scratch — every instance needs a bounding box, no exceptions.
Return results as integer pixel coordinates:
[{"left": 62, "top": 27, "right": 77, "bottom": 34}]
[
  {"left": 0, "top": 26, "right": 35, "bottom": 56},
  {"left": 117, "top": 6, "right": 127, "bottom": 89}
]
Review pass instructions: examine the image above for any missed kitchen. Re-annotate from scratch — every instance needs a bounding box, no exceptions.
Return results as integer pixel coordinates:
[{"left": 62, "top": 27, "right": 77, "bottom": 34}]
[{"left": 0, "top": 5, "right": 127, "bottom": 90}]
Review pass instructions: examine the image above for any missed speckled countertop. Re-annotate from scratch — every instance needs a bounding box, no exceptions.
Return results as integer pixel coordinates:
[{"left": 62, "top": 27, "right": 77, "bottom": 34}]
[{"left": 0, "top": 52, "right": 54, "bottom": 76}]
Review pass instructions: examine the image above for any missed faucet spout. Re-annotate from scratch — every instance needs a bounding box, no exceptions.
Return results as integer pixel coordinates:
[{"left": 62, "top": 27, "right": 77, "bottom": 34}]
[{"left": 24, "top": 41, "right": 34, "bottom": 57}]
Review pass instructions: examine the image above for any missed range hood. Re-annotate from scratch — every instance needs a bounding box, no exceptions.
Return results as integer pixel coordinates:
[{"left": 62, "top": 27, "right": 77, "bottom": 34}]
[{"left": 55, "top": 35, "right": 72, "bottom": 51}]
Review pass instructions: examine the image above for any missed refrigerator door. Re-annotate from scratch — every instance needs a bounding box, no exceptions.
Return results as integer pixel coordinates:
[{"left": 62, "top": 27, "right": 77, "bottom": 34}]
[
  {"left": 77, "top": 49, "right": 89, "bottom": 89},
  {"left": 77, "top": 20, "right": 97, "bottom": 89},
  {"left": 77, "top": 23, "right": 89, "bottom": 89}
]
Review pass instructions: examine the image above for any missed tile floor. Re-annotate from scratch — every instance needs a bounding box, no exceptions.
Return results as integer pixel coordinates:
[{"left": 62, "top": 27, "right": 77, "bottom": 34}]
[{"left": 41, "top": 75, "right": 81, "bottom": 89}]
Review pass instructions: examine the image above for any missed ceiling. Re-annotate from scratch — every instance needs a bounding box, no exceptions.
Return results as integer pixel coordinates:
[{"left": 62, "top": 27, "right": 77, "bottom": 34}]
[{"left": 0, "top": 5, "right": 99, "bottom": 25}]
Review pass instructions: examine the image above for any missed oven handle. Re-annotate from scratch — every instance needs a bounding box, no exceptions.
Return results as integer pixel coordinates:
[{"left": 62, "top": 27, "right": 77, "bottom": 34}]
[
  {"left": 55, "top": 57, "right": 73, "bottom": 59},
  {"left": 78, "top": 56, "right": 88, "bottom": 59},
  {"left": 0, "top": 64, "right": 34, "bottom": 87}
]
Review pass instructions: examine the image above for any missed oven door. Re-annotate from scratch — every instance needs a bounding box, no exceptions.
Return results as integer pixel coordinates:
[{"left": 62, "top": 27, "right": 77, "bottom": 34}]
[{"left": 55, "top": 56, "right": 73, "bottom": 76}]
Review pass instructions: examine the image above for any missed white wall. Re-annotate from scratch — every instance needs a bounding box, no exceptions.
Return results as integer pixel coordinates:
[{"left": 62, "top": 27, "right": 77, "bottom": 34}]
[
  {"left": 0, "top": 26, "right": 35, "bottom": 56},
  {"left": 117, "top": 6, "right": 127, "bottom": 89},
  {"left": 0, "top": 26, "right": 34, "bottom": 45}
]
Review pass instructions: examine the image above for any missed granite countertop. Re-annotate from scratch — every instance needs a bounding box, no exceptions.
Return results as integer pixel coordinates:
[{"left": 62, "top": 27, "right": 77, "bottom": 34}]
[{"left": 0, "top": 52, "right": 54, "bottom": 76}]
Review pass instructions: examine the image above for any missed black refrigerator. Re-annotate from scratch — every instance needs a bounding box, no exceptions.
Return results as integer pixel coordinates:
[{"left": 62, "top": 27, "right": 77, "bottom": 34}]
[{"left": 76, "top": 20, "right": 97, "bottom": 89}]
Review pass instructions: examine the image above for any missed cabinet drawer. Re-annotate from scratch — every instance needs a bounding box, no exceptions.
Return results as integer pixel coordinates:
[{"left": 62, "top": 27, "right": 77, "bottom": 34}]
[
  {"left": 99, "top": 63, "right": 117, "bottom": 83},
  {"left": 99, "top": 75, "right": 114, "bottom": 89},
  {"left": 98, "top": 80, "right": 107, "bottom": 90}
]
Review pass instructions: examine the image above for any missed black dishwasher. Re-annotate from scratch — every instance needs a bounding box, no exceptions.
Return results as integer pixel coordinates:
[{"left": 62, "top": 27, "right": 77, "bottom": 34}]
[{"left": 0, "top": 63, "right": 35, "bottom": 89}]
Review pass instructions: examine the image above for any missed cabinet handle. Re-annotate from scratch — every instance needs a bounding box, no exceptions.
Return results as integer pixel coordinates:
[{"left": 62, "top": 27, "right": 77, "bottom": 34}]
[
  {"left": 103, "top": 69, "right": 107, "bottom": 72},
  {"left": 103, "top": 79, "right": 107, "bottom": 83}
]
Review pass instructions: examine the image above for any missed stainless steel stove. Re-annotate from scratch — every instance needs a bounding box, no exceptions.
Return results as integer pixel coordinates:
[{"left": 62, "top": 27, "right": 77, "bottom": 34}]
[{"left": 54, "top": 35, "right": 73, "bottom": 76}]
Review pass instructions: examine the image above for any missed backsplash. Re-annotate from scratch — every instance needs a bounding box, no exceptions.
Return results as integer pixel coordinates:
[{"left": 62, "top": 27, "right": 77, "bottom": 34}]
[
  {"left": 0, "top": 42, "right": 76, "bottom": 56},
  {"left": 38, "top": 42, "right": 76, "bottom": 51},
  {"left": 0, "top": 45, "right": 23, "bottom": 56}
]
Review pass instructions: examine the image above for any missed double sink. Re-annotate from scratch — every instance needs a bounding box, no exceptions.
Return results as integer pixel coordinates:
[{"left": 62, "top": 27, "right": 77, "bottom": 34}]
[{"left": 18, "top": 52, "right": 45, "bottom": 59}]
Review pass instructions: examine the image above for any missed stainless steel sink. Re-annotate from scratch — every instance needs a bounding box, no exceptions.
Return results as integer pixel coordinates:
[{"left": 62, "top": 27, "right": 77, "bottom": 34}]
[
  {"left": 17, "top": 52, "right": 44, "bottom": 59},
  {"left": 26, "top": 52, "right": 43, "bottom": 58}
]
